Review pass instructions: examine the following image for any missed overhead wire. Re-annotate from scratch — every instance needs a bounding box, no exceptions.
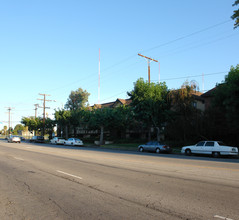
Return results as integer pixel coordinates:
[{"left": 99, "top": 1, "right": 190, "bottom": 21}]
[
  {"left": 46, "top": 19, "right": 232, "bottom": 94},
  {"left": 140, "top": 20, "right": 231, "bottom": 53}
]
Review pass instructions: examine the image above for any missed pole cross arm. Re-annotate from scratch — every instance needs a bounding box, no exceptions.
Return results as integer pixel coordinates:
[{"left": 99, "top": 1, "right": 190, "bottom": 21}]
[
  {"left": 138, "top": 53, "right": 158, "bottom": 62},
  {"left": 138, "top": 53, "right": 159, "bottom": 83}
]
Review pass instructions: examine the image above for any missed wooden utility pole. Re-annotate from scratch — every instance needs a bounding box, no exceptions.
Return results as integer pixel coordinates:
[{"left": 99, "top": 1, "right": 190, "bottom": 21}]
[
  {"left": 138, "top": 53, "right": 158, "bottom": 83},
  {"left": 34, "top": 104, "right": 39, "bottom": 119},
  {"left": 38, "top": 94, "right": 53, "bottom": 136},
  {"left": 5, "top": 107, "right": 14, "bottom": 135}
]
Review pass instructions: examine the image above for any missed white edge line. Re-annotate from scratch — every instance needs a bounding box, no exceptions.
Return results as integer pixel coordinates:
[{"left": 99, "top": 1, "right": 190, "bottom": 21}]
[
  {"left": 57, "top": 170, "right": 83, "bottom": 180},
  {"left": 214, "top": 215, "right": 233, "bottom": 220}
]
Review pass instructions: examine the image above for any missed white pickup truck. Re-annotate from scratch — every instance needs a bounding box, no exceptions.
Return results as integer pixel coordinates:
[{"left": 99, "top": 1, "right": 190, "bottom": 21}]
[{"left": 181, "top": 141, "right": 238, "bottom": 157}]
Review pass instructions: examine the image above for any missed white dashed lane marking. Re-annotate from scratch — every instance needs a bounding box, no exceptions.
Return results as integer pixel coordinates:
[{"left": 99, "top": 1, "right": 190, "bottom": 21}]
[
  {"left": 57, "top": 170, "right": 83, "bottom": 180},
  {"left": 214, "top": 215, "right": 234, "bottom": 220},
  {"left": 13, "top": 157, "right": 24, "bottom": 161}
]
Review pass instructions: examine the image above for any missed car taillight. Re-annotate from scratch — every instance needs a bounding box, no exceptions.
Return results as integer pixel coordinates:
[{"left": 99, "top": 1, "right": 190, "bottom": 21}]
[{"left": 163, "top": 146, "right": 167, "bottom": 149}]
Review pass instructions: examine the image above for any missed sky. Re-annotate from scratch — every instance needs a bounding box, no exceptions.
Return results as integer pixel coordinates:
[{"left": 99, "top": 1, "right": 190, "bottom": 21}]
[{"left": 0, "top": 0, "right": 238, "bottom": 130}]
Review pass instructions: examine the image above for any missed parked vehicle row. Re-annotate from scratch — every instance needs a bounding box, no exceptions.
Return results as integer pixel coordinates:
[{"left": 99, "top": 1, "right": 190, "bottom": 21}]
[
  {"left": 5, "top": 135, "right": 238, "bottom": 158},
  {"left": 50, "top": 137, "right": 84, "bottom": 146},
  {"left": 137, "top": 140, "right": 238, "bottom": 158}
]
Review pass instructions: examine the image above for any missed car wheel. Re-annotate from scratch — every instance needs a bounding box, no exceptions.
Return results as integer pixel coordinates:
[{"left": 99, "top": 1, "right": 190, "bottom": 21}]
[
  {"left": 212, "top": 152, "right": 220, "bottom": 158},
  {"left": 155, "top": 148, "right": 160, "bottom": 154},
  {"left": 185, "top": 149, "right": 191, "bottom": 156},
  {"left": 139, "top": 147, "right": 144, "bottom": 152}
]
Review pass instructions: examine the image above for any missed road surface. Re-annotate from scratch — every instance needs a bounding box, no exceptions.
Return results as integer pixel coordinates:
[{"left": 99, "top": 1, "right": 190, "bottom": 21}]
[{"left": 0, "top": 140, "right": 238, "bottom": 220}]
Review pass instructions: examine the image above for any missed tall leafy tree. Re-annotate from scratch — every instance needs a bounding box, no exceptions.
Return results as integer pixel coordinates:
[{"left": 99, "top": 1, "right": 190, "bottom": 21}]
[
  {"left": 127, "top": 78, "right": 170, "bottom": 141},
  {"left": 111, "top": 105, "right": 135, "bottom": 139},
  {"left": 65, "top": 88, "right": 90, "bottom": 111},
  {"left": 166, "top": 82, "right": 203, "bottom": 143},
  {"left": 45, "top": 118, "right": 56, "bottom": 139},
  {"left": 54, "top": 109, "right": 71, "bottom": 138},
  {"left": 3, "top": 126, "right": 7, "bottom": 135},
  {"left": 212, "top": 64, "right": 239, "bottom": 144},
  {"left": 88, "top": 107, "right": 115, "bottom": 145},
  {"left": 232, "top": 0, "right": 239, "bottom": 28},
  {"left": 21, "top": 117, "right": 43, "bottom": 134},
  {"left": 13, "top": 124, "right": 25, "bottom": 135}
]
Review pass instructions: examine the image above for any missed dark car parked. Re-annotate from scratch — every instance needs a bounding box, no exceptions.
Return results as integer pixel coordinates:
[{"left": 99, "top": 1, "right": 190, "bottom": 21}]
[{"left": 30, "top": 136, "right": 44, "bottom": 143}]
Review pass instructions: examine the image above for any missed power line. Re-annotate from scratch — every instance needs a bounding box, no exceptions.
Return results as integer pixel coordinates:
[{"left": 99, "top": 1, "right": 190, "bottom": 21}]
[
  {"left": 152, "top": 71, "right": 227, "bottom": 82},
  {"left": 98, "top": 71, "right": 228, "bottom": 104},
  {"left": 141, "top": 20, "right": 231, "bottom": 53},
  {"left": 158, "top": 32, "right": 239, "bottom": 60},
  {"left": 46, "top": 20, "right": 231, "bottom": 94}
]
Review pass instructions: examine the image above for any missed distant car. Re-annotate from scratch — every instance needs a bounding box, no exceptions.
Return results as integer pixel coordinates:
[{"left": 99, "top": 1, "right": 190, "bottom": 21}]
[
  {"left": 181, "top": 141, "right": 238, "bottom": 157},
  {"left": 64, "top": 138, "right": 83, "bottom": 146},
  {"left": 50, "top": 137, "right": 65, "bottom": 145},
  {"left": 20, "top": 136, "right": 26, "bottom": 141},
  {"left": 138, "top": 141, "right": 172, "bottom": 154},
  {"left": 30, "top": 136, "right": 44, "bottom": 143},
  {"left": 8, "top": 135, "right": 21, "bottom": 143}
]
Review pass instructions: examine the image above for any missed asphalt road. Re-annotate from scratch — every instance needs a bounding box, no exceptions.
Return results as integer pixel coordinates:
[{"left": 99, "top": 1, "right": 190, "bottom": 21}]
[{"left": 0, "top": 140, "right": 238, "bottom": 220}]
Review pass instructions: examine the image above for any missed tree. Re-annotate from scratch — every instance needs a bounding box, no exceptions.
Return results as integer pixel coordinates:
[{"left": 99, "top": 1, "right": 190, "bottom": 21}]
[
  {"left": 127, "top": 78, "right": 170, "bottom": 141},
  {"left": 166, "top": 82, "right": 203, "bottom": 143},
  {"left": 65, "top": 88, "right": 90, "bottom": 111},
  {"left": 232, "top": 0, "right": 239, "bottom": 28},
  {"left": 21, "top": 117, "right": 42, "bottom": 134},
  {"left": 45, "top": 118, "right": 56, "bottom": 139},
  {"left": 54, "top": 109, "right": 71, "bottom": 138},
  {"left": 212, "top": 64, "right": 239, "bottom": 144},
  {"left": 13, "top": 124, "right": 25, "bottom": 135},
  {"left": 88, "top": 107, "right": 114, "bottom": 145},
  {"left": 3, "top": 126, "right": 7, "bottom": 135},
  {"left": 111, "top": 105, "right": 135, "bottom": 139}
]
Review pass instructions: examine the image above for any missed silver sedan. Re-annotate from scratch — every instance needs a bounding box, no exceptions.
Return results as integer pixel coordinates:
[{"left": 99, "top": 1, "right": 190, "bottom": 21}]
[{"left": 138, "top": 141, "right": 172, "bottom": 154}]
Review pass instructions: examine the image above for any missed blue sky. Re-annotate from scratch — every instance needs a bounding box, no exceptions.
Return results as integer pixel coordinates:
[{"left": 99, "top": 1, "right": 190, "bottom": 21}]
[{"left": 0, "top": 0, "right": 238, "bottom": 129}]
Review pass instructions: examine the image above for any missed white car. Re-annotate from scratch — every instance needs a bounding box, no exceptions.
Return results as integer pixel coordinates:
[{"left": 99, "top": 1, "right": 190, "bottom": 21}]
[
  {"left": 64, "top": 138, "right": 83, "bottom": 146},
  {"left": 8, "top": 135, "right": 21, "bottom": 143},
  {"left": 50, "top": 137, "right": 65, "bottom": 145},
  {"left": 181, "top": 141, "right": 238, "bottom": 157}
]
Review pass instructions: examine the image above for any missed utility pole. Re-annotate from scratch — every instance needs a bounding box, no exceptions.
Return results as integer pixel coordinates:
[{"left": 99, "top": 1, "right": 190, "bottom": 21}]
[
  {"left": 33, "top": 104, "right": 39, "bottom": 136},
  {"left": 98, "top": 48, "right": 101, "bottom": 104},
  {"left": 34, "top": 104, "right": 39, "bottom": 119},
  {"left": 37, "top": 94, "right": 54, "bottom": 136},
  {"left": 5, "top": 107, "right": 14, "bottom": 135},
  {"left": 138, "top": 53, "right": 158, "bottom": 83}
]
